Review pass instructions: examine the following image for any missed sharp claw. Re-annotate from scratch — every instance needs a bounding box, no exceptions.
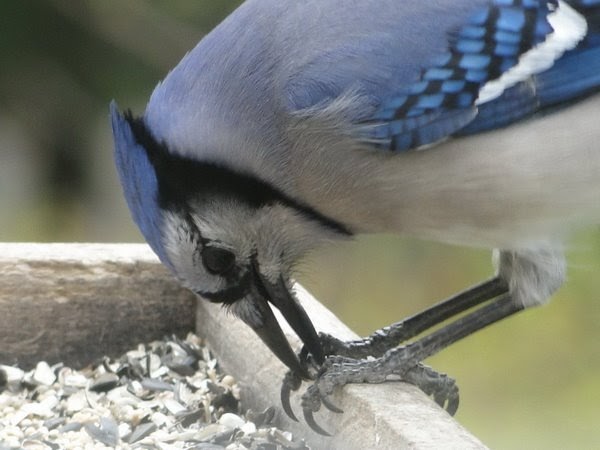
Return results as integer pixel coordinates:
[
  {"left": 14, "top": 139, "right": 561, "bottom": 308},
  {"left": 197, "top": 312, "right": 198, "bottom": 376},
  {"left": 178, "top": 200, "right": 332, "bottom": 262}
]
[
  {"left": 446, "top": 392, "right": 460, "bottom": 416},
  {"left": 304, "top": 408, "right": 331, "bottom": 436},
  {"left": 321, "top": 395, "right": 343, "bottom": 413},
  {"left": 281, "top": 383, "right": 298, "bottom": 421},
  {"left": 433, "top": 390, "right": 447, "bottom": 408},
  {"left": 281, "top": 370, "right": 303, "bottom": 421}
]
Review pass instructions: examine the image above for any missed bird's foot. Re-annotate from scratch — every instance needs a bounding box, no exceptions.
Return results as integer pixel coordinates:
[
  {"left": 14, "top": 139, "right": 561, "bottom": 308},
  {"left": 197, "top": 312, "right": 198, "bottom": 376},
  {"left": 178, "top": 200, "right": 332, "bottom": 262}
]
[
  {"left": 318, "top": 328, "right": 412, "bottom": 360},
  {"left": 281, "top": 344, "right": 459, "bottom": 435}
]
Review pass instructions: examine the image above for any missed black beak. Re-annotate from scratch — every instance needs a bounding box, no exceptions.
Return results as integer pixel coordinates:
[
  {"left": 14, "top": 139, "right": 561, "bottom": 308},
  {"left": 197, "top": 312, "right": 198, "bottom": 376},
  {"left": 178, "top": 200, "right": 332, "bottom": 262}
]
[{"left": 239, "top": 258, "right": 324, "bottom": 379}]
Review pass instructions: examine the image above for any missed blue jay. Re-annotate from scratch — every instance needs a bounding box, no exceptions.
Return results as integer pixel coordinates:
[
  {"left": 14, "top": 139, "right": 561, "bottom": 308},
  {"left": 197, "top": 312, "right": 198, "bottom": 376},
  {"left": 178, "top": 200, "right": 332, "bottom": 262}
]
[{"left": 111, "top": 0, "right": 600, "bottom": 434}]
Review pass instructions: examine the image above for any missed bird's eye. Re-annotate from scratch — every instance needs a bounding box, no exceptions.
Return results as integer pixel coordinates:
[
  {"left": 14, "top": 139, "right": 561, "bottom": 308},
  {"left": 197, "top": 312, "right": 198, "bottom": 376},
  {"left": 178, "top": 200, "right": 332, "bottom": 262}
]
[{"left": 202, "top": 246, "right": 236, "bottom": 275}]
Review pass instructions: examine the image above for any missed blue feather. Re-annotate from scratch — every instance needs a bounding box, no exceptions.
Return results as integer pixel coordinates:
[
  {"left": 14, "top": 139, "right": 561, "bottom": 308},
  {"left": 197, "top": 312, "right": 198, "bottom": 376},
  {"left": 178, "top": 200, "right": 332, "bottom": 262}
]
[
  {"left": 357, "top": 0, "right": 558, "bottom": 150},
  {"left": 110, "top": 102, "right": 172, "bottom": 270},
  {"left": 461, "top": 2, "right": 600, "bottom": 134},
  {"left": 144, "top": 0, "right": 599, "bottom": 158},
  {"left": 536, "top": 45, "right": 600, "bottom": 104}
]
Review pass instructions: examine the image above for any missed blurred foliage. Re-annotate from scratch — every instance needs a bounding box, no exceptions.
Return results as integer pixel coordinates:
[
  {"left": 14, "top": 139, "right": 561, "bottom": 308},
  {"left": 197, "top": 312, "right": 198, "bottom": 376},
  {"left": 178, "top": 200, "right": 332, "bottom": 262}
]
[
  {"left": 0, "top": 1, "right": 598, "bottom": 448},
  {"left": 0, "top": 0, "right": 242, "bottom": 241}
]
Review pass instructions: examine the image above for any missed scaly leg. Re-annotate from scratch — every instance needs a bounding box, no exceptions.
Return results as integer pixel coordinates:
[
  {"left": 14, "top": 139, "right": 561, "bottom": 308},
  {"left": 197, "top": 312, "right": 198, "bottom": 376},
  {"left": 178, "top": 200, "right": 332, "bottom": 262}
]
[
  {"left": 281, "top": 277, "right": 508, "bottom": 422},
  {"left": 286, "top": 248, "right": 565, "bottom": 435},
  {"left": 319, "top": 276, "right": 508, "bottom": 359},
  {"left": 302, "top": 293, "right": 523, "bottom": 434}
]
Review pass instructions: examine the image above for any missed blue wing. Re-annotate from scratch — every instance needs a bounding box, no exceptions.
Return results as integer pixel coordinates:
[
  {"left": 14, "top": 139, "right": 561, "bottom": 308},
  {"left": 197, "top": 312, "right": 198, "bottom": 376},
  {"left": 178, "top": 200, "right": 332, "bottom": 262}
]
[
  {"left": 461, "top": 0, "right": 600, "bottom": 134},
  {"left": 282, "top": 0, "right": 600, "bottom": 151}
]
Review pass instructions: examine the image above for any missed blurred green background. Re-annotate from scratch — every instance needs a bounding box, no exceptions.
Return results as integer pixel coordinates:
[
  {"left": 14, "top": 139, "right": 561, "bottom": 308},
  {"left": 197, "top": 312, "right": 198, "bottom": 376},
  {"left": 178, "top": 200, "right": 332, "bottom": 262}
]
[{"left": 1, "top": 1, "right": 598, "bottom": 448}]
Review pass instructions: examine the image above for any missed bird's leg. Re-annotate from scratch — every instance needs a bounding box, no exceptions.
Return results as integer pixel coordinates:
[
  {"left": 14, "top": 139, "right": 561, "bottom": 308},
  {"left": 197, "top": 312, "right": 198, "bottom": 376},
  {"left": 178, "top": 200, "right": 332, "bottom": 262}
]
[
  {"left": 319, "top": 276, "right": 508, "bottom": 359},
  {"left": 282, "top": 276, "right": 509, "bottom": 425},
  {"left": 301, "top": 293, "right": 523, "bottom": 434},
  {"left": 285, "top": 248, "right": 564, "bottom": 434}
]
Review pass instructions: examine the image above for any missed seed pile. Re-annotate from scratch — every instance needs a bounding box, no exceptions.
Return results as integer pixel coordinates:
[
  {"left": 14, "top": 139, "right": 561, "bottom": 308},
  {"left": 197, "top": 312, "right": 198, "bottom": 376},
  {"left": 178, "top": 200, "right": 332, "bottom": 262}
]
[{"left": 0, "top": 333, "right": 309, "bottom": 449}]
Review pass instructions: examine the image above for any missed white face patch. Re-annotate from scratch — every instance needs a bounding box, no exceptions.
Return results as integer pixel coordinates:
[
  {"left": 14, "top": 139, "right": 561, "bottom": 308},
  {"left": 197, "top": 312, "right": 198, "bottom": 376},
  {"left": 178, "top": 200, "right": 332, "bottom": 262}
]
[
  {"left": 161, "top": 210, "right": 230, "bottom": 296},
  {"left": 159, "top": 199, "right": 340, "bottom": 303},
  {"left": 477, "top": 1, "right": 587, "bottom": 105}
]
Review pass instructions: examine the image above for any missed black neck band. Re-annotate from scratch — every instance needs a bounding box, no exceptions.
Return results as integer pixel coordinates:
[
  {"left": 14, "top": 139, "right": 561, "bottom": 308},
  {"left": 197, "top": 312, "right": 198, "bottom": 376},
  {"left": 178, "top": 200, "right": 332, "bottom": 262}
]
[{"left": 125, "top": 112, "right": 353, "bottom": 237}]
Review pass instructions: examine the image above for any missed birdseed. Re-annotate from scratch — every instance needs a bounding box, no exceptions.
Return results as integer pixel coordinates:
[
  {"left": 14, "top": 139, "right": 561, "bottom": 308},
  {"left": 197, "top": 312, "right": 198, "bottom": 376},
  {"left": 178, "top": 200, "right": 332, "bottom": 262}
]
[{"left": 0, "top": 333, "right": 310, "bottom": 450}]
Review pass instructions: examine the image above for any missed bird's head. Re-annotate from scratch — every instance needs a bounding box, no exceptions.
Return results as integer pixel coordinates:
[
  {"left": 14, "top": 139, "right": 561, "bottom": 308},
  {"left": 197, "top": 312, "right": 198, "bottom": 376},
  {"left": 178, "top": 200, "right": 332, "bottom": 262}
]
[{"left": 110, "top": 102, "right": 351, "bottom": 377}]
